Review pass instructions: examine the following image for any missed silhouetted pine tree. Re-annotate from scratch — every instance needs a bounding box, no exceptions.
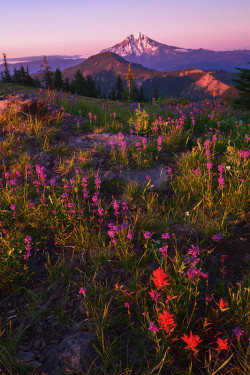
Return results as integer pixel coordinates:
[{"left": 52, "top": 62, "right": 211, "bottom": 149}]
[
  {"left": 109, "top": 86, "right": 116, "bottom": 101},
  {"left": 126, "top": 63, "right": 133, "bottom": 96},
  {"left": 139, "top": 85, "right": 145, "bottom": 102},
  {"left": 34, "top": 76, "right": 41, "bottom": 88},
  {"left": 234, "top": 63, "right": 250, "bottom": 108},
  {"left": 122, "top": 87, "right": 129, "bottom": 101},
  {"left": 130, "top": 84, "right": 139, "bottom": 102},
  {"left": 116, "top": 75, "right": 123, "bottom": 100},
  {"left": 64, "top": 77, "right": 70, "bottom": 92},
  {"left": 53, "top": 68, "right": 64, "bottom": 90},
  {"left": 19, "top": 65, "right": 26, "bottom": 85},
  {"left": 12, "top": 65, "right": 34, "bottom": 87},
  {"left": 86, "top": 75, "right": 96, "bottom": 97},
  {"left": 70, "top": 70, "right": 86, "bottom": 96},
  {"left": 25, "top": 66, "right": 34, "bottom": 86},
  {"left": 153, "top": 85, "right": 159, "bottom": 100},
  {"left": 40, "top": 55, "right": 53, "bottom": 89},
  {"left": 1, "top": 53, "right": 11, "bottom": 83},
  {"left": 96, "top": 84, "right": 101, "bottom": 99}
]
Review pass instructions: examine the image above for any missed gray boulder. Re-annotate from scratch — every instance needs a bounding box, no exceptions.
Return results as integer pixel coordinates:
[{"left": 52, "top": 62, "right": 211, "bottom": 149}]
[{"left": 41, "top": 332, "right": 95, "bottom": 375}]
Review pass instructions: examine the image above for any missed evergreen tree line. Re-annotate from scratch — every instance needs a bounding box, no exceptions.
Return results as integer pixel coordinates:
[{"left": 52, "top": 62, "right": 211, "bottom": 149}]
[
  {"left": 3, "top": 53, "right": 248, "bottom": 105},
  {"left": 1, "top": 54, "right": 148, "bottom": 101}
]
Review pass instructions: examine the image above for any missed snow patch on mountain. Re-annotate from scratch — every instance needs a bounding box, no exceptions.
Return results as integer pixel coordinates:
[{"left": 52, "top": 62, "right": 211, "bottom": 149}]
[{"left": 101, "top": 32, "right": 180, "bottom": 57}]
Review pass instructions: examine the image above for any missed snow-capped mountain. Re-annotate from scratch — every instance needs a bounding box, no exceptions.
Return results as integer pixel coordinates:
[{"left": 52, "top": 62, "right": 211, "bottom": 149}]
[
  {"left": 101, "top": 33, "right": 250, "bottom": 72},
  {"left": 101, "top": 32, "right": 190, "bottom": 57}
]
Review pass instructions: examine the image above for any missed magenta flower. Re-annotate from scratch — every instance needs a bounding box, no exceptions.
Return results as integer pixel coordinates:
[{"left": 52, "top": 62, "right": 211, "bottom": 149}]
[
  {"left": 232, "top": 327, "right": 244, "bottom": 338},
  {"left": 79, "top": 287, "right": 86, "bottom": 297},
  {"left": 218, "top": 164, "right": 224, "bottom": 173},
  {"left": 127, "top": 229, "right": 134, "bottom": 240},
  {"left": 144, "top": 231, "right": 151, "bottom": 240},
  {"left": 148, "top": 322, "right": 159, "bottom": 333},
  {"left": 108, "top": 230, "right": 115, "bottom": 238},
  {"left": 124, "top": 302, "right": 130, "bottom": 309},
  {"left": 218, "top": 175, "right": 225, "bottom": 188},
  {"left": 167, "top": 167, "right": 172, "bottom": 174},
  {"left": 16, "top": 170, "right": 21, "bottom": 178},
  {"left": 149, "top": 290, "right": 160, "bottom": 301},
  {"left": 207, "top": 162, "right": 213, "bottom": 173},
  {"left": 98, "top": 208, "right": 104, "bottom": 216},
  {"left": 194, "top": 169, "right": 200, "bottom": 175},
  {"left": 24, "top": 235, "right": 32, "bottom": 260},
  {"left": 159, "top": 246, "right": 168, "bottom": 257},
  {"left": 162, "top": 233, "right": 170, "bottom": 240},
  {"left": 212, "top": 233, "right": 222, "bottom": 241}
]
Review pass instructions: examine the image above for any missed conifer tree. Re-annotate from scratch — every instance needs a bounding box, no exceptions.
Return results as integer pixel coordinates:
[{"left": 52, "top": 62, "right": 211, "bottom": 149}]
[
  {"left": 53, "top": 68, "right": 64, "bottom": 90},
  {"left": 234, "top": 63, "right": 250, "bottom": 108},
  {"left": 130, "top": 85, "right": 139, "bottom": 102},
  {"left": 40, "top": 55, "right": 53, "bottom": 89},
  {"left": 64, "top": 77, "right": 70, "bottom": 92},
  {"left": 153, "top": 85, "right": 159, "bottom": 100},
  {"left": 96, "top": 84, "right": 101, "bottom": 99},
  {"left": 1, "top": 53, "right": 11, "bottom": 83},
  {"left": 126, "top": 63, "right": 133, "bottom": 96},
  {"left": 19, "top": 65, "right": 26, "bottom": 85},
  {"left": 139, "top": 85, "right": 145, "bottom": 102},
  {"left": 116, "top": 75, "right": 123, "bottom": 100},
  {"left": 70, "top": 70, "right": 86, "bottom": 96},
  {"left": 122, "top": 87, "right": 129, "bottom": 102},
  {"left": 34, "top": 76, "right": 41, "bottom": 88},
  {"left": 86, "top": 75, "right": 96, "bottom": 97},
  {"left": 110, "top": 86, "right": 116, "bottom": 101}
]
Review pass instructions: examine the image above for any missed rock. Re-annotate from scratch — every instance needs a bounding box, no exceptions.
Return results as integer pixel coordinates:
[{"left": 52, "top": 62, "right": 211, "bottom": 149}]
[
  {"left": 18, "top": 345, "right": 32, "bottom": 352},
  {"left": 0, "top": 95, "right": 46, "bottom": 118},
  {"left": 17, "top": 350, "right": 35, "bottom": 363},
  {"left": 71, "top": 322, "right": 82, "bottom": 332},
  {"left": 120, "top": 165, "right": 170, "bottom": 191},
  {"left": 27, "top": 361, "right": 41, "bottom": 369},
  {"left": 41, "top": 332, "right": 94, "bottom": 375}
]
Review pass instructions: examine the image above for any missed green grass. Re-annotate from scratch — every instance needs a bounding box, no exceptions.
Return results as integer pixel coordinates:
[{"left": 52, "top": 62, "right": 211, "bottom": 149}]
[{"left": 0, "top": 84, "right": 249, "bottom": 374}]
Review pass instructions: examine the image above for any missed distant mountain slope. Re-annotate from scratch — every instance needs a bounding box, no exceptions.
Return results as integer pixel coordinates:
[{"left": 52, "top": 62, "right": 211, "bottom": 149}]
[
  {"left": 61, "top": 52, "right": 237, "bottom": 100},
  {"left": 101, "top": 33, "right": 250, "bottom": 72},
  {"left": 6, "top": 55, "right": 85, "bottom": 74}
]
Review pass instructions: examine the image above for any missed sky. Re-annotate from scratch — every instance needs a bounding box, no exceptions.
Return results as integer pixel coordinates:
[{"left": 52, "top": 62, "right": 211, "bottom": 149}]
[{"left": 1, "top": 0, "right": 250, "bottom": 58}]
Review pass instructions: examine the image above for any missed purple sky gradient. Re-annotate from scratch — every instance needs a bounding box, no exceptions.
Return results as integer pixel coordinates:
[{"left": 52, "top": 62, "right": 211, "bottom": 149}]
[{"left": 1, "top": 0, "right": 250, "bottom": 58}]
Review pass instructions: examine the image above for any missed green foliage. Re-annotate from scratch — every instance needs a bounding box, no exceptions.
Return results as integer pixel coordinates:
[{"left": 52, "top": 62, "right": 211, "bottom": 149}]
[
  {"left": 1, "top": 53, "right": 11, "bottom": 83},
  {"left": 129, "top": 108, "right": 150, "bottom": 131},
  {"left": 116, "top": 75, "right": 123, "bottom": 100},
  {"left": 53, "top": 68, "right": 64, "bottom": 90},
  {"left": 70, "top": 70, "right": 86, "bottom": 95},
  {"left": 234, "top": 63, "right": 250, "bottom": 108},
  {"left": 40, "top": 55, "right": 53, "bottom": 89},
  {"left": 13, "top": 65, "right": 34, "bottom": 87}
]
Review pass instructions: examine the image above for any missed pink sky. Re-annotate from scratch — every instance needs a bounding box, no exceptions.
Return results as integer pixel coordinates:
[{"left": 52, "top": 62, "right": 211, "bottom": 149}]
[{"left": 1, "top": 0, "right": 250, "bottom": 58}]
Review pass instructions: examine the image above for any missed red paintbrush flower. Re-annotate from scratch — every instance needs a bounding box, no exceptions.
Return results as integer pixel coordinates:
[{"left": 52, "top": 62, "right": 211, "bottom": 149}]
[
  {"left": 151, "top": 268, "right": 170, "bottom": 289},
  {"left": 181, "top": 331, "right": 202, "bottom": 355},
  {"left": 216, "top": 338, "right": 229, "bottom": 351},
  {"left": 216, "top": 298, "right": 229, "bottom": 311},
  {"left": 158, "top": 310, "right": 177, "bottom": 333}
]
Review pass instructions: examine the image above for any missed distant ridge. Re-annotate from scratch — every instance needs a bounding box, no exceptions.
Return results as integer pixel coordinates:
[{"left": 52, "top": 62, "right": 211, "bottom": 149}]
[
  {"left": 61, "top": 51, "right": 237, "bottom": 100},
  {"left": 6, "top": 55, "right": 85, "bottom": 74}
]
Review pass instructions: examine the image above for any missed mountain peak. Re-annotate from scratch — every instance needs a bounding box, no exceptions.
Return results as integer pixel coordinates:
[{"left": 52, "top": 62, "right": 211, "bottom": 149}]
[
  {"left": 101, "top": 33, "right": 179, "bottom": 58},
  {"left": 101, "top": 33, "right": 250, "bottom": 72}
]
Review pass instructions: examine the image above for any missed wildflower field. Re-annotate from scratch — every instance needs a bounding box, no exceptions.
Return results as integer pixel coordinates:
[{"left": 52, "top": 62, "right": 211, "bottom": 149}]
[{"left": 0, "top": 85, "right": 249, "bottom": 374}]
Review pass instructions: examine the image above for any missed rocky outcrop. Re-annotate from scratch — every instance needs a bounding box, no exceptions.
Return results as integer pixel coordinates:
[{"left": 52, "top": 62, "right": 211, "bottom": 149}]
[
  {"left": 41, "top": 332, "right": 95, "bottom": 375},
  {"left": 0, "top": 95, "right": 46, "bottom": 118}
]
